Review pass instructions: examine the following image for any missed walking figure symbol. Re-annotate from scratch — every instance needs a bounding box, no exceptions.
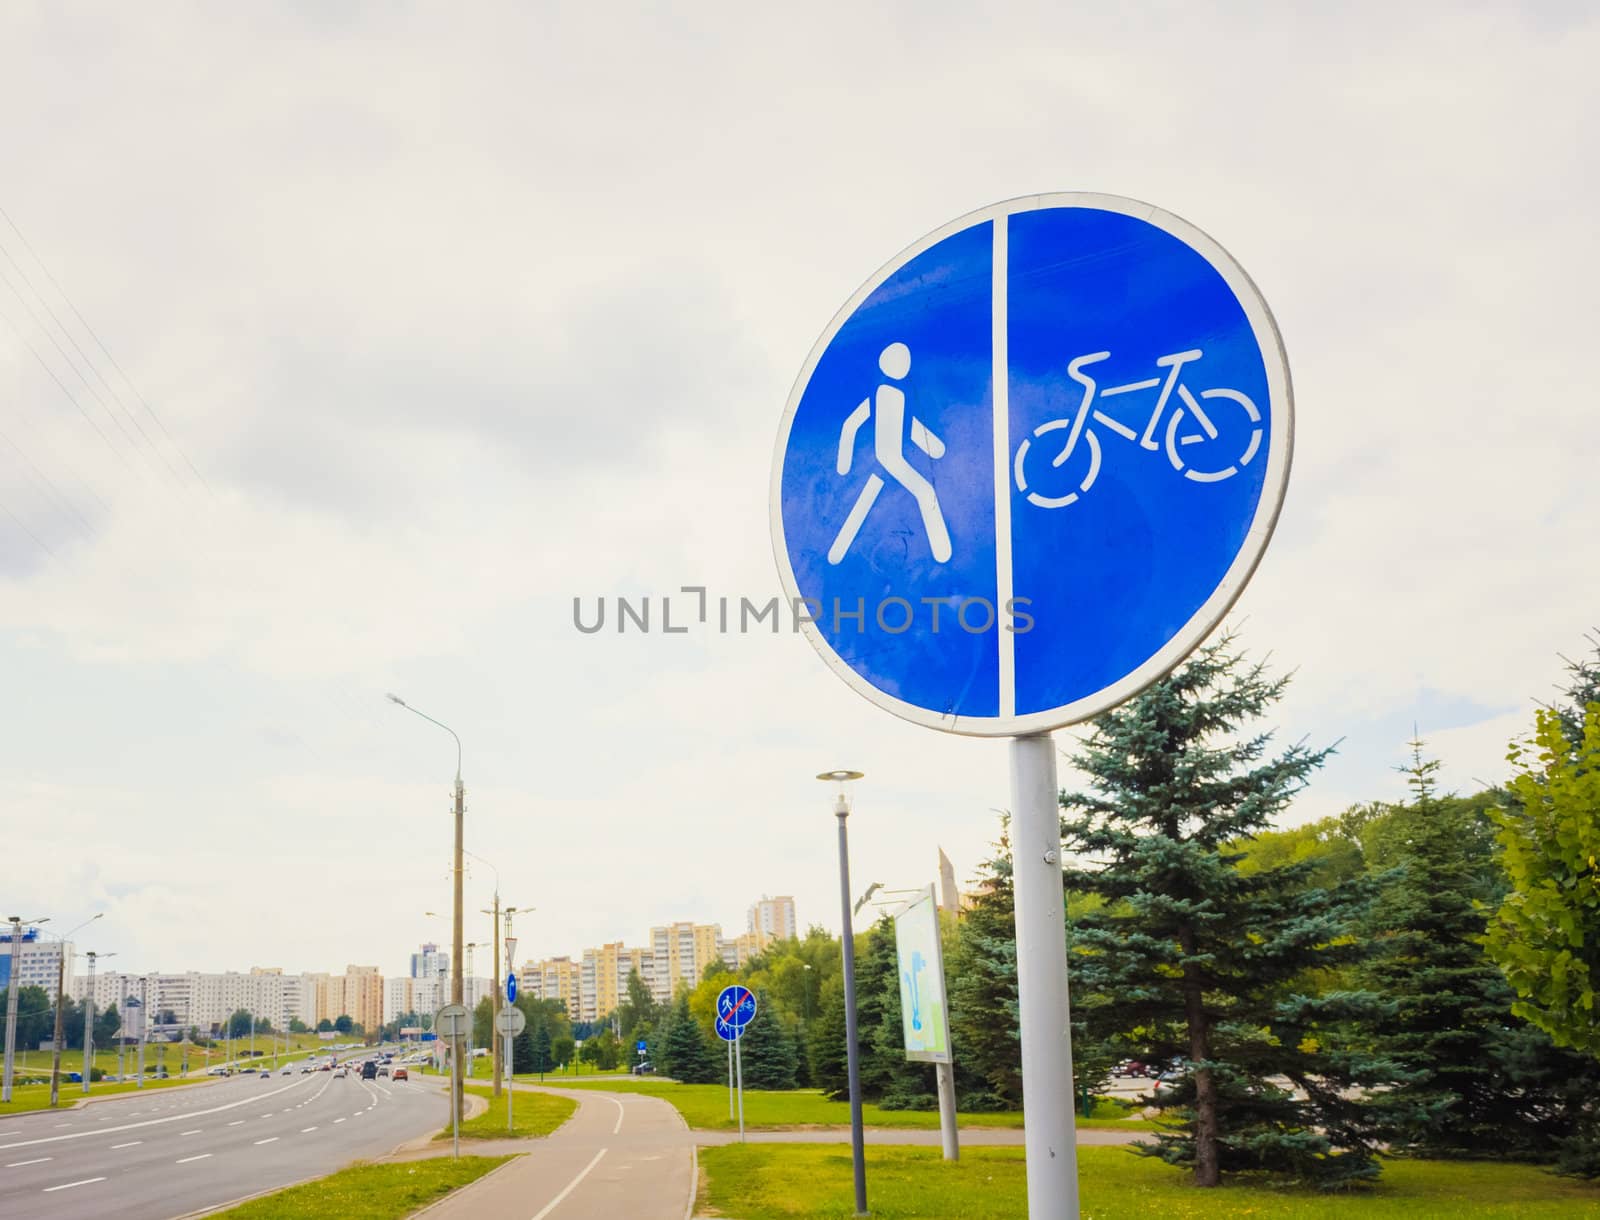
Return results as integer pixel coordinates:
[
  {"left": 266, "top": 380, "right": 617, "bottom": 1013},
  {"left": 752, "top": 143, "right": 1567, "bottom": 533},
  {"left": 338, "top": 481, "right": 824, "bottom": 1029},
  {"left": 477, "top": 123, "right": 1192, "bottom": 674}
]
[{"left": 827, "top": 342, "right": 953, "bottom": 565}]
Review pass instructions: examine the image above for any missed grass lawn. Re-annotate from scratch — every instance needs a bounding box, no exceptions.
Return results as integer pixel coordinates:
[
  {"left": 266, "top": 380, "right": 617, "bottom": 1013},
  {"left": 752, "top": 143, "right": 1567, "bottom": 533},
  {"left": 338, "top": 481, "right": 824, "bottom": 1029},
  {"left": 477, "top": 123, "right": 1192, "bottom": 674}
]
[
  {"left": 551, "top": 1080, "right": 1159, "bottom": 1132},
  {"left": 210, "top": 1155, "right": 511, "bottom": 1218},
  {"left": 698, "top": 1144, "right": 1600, "bottom": 1219},
  {"left": 436, "top": 1084, "right": 577, "bottom": 1140},
  {"left": 0, "top": 1074, "right": 214, "bottom": 1114}
]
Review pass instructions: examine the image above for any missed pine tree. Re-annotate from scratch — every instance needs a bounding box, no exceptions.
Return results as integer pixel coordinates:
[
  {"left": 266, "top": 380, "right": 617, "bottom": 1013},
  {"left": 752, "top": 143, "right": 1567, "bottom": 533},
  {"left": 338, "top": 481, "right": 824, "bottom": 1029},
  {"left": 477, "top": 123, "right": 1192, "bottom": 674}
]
[
  {"left": 659, "top": 992, "right": 720, "bottom": 1084},
  {"left": 1061, "top": 637, "right": 1392, "bottom": 1188},
  {"left": 737, "top": 991, "right": 799, "bottom": 1090},
  {"left": 809, "top": 974, "right": 849, "bottom": 1099},
  {"left": 949, "top": 836, "right": 1022, "bottom": 1108}
]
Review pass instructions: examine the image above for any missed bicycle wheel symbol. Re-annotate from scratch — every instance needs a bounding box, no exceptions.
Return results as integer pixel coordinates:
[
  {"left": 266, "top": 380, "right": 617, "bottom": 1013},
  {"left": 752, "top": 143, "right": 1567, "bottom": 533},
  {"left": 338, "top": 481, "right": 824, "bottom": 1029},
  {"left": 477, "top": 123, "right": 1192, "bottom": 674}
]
[
  {"left": 1014, "top": 420, "right": 1102, "bottom": 508},
  {"left": 1163, "top": 386, "right": 1262, "bottom": 483}
]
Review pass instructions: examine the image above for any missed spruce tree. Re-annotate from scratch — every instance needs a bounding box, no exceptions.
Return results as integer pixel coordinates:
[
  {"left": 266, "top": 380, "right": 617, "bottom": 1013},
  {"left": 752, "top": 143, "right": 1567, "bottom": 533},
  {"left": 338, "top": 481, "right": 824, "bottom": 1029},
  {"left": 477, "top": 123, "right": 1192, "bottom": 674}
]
[
  {"left": 809, "top": 974, "right": 849, "bottom": 1099},
  {"left": 949, "top": 836, "right": 1022, "bottom": 1108},
  {"left": 737, "top": 991, "right": 799, "bottom": 1090},
  {"left": 659, "top": 992, "right": 719, "bottom": 1084},
  {"left": 1061, "top": 637, "right": 1392, "bottom": 1188}
]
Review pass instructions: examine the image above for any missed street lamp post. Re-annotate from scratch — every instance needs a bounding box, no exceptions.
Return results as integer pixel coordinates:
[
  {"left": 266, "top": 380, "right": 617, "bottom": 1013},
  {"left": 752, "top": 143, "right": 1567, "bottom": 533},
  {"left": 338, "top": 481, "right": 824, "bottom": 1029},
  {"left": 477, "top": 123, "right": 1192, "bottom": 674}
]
[
  {"left": 818, "top": 770, "right": 869, "bottom": 1218},
  {"left": 389, "top": 693, "right": 466, "bottom": 1129},
  {"left": 3, "top": 915, "right": 49, "bottom": 1103},
  {"left": 48, "top": 914, "right": 103, "bottom": 1106},
  {"left": 83, "top": 951, "right": 115, "bottom": 1093},
  {"left": 137, "top": 976, "right": 149, "bottom": 1088}
]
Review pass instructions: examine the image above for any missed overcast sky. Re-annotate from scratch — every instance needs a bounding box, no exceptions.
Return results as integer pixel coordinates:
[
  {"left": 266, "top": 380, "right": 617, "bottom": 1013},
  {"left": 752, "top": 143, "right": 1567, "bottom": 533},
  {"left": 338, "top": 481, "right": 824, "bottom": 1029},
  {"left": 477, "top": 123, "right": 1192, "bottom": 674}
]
[{"left": 2, "top": 2, "right": 1595, "bottom": 981}]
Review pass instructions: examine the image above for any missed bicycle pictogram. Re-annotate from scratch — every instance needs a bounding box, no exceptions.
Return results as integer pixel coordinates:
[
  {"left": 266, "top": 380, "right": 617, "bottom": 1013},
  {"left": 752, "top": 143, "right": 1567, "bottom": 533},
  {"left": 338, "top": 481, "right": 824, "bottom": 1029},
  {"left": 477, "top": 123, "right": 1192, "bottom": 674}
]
[{"left": 1013, "top": 348, "right": 1262, "bottom": 509}]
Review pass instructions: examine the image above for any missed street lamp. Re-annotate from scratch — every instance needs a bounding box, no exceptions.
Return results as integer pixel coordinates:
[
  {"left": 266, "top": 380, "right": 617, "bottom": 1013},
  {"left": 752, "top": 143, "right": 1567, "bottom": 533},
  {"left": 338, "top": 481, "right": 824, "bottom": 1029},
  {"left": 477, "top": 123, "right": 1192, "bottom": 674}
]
[
  {"left": 3, "top": 915, "right": 49, "bottom": 1103},
  {"left": 817, "top": 769, "right": 869, "bottom": 1218},
  {"left": 82, "top": 950, "right": 116, "bottom": 1093},
  {"left": 388, "top": 692, "right": 466, "bottom": 1129},
  {"left": 44, "top": 914, "right": 102, "bottom": 1107}
]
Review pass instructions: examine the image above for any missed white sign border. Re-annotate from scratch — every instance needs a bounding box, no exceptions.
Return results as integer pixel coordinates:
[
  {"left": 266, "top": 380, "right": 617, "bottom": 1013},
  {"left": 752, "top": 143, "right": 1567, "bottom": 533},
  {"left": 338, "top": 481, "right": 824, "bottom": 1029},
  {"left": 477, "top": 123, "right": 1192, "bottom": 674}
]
[{"left": 768, "top": 191, "right": 1294, "bottom": 737}]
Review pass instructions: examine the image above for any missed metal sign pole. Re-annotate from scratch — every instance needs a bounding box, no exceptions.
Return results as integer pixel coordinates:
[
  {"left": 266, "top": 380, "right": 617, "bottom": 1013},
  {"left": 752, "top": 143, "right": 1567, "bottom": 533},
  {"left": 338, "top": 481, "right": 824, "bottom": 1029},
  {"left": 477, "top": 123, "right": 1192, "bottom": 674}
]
[
  {"left": 506, "top": 1033, "right": 514, "bottom": 1132},
  {"left": 727, "top": 1034, "right": 734, "bottom": 1120},
  {"left": 734, "top": 1031, "right": 745, "bottom": 1143},
  {"left": 451, "top": 1032, "right": 461, "bottom": 1158},
  {"left": 1011, "top": 733, "right": 1078, "bottom": 1216}
]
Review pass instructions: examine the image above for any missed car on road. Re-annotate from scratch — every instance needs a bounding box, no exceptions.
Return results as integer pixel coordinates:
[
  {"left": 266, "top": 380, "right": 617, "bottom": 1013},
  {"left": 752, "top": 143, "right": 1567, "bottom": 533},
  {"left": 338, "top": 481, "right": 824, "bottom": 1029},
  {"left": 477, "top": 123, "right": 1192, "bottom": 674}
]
[
  {"left": 259, "top": 1070, "right": 270, "bottom": 1078},
  {"left": 300, "top": 1064, "right": 314, "bottom": 1073},
  {"left": 281, "top": 1067, "right": 293, "bottom": 1075},
  {"left": 377, "top": 1066, "right": 390, "bottom": 1077},
  {"left": 361, "top": 1061, "right": 378, "bottom": 1080},
  {"left": 335, "top": 1067, "right": 348, "bottom": 1077},
  {"left": 393, "top": 1068, "right": 408, "bottom": 1081}
]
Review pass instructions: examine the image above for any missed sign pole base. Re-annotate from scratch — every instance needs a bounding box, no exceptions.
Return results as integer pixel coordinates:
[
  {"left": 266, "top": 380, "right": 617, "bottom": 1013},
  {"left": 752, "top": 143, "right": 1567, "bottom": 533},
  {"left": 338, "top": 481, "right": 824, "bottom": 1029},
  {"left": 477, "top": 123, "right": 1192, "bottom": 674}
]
[
  {"left": 935, "top": 1061, "right": 959, "bottom": 1161},
  {"left": 1011, "top": 732, "right": 1079, "bottom": 1217}
]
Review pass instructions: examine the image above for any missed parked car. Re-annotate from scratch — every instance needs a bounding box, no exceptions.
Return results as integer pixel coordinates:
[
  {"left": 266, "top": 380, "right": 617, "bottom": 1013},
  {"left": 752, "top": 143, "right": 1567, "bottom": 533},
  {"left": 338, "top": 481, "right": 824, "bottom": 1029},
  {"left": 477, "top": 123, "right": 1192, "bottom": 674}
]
[
  {"left": 632, "top": 1062, "right": 654, "bottom": 1075},
  {"left": 393, "top": 1068, "right": 408, "bottom": 1081}
]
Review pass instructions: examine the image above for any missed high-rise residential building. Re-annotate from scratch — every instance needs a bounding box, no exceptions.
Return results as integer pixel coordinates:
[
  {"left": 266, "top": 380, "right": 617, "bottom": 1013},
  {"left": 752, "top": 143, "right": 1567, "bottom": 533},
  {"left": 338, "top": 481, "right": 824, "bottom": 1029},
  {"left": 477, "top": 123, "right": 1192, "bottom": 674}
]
[
  {"left": 409, "top": 942, "right": 450, "bottom": 980},
  {"left": 0, "top": 928, "right": 73, "bottom": 993},
  {"left": 70, "top": 970, "right": 319, "bottom": 1032},
  {"left": 648, "top": 922, "right": 725, "bottom": 1002},
  {"left": 578, "top": 943, "right": 656, "bottom": 1022},
  {"left": 521, "top": 956, "right": 581, "bottom": 1021},
  {"left": 747, "top": 895, "right": 798, "bottom": 945}
]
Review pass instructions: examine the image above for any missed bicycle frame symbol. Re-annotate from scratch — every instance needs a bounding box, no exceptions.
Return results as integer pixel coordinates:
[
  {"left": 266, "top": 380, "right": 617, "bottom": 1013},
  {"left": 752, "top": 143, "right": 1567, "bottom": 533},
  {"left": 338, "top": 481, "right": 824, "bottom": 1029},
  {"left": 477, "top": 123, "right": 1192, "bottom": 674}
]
[{"left": 1013, "top": 348, "right": 1262, "bottom": 509}]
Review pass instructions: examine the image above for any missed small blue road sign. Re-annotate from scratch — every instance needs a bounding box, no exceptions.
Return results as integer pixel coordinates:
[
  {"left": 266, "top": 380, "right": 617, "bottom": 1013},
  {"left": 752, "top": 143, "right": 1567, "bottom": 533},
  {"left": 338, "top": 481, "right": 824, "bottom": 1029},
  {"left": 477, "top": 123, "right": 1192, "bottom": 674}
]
[
  {"left": 771, "top": 193, "right": 1292, "bottom": 735},
  {"left": 505, "top": 972, "right": 517, "bottom": 1003},
  {"left": 716, "top": 985, "right": 757, "bottom": 1032},
  {"left": 637, "top": 1039, "right": 648, "bottom": 1052}
]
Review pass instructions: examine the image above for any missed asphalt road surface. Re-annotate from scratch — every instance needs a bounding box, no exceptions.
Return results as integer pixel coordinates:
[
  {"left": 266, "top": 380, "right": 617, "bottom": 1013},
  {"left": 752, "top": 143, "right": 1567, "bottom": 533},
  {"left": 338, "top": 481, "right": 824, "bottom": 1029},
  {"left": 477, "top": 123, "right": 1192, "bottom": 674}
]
[{"left": 0, "top": 1066, "right": 447, "bottom": 1219}]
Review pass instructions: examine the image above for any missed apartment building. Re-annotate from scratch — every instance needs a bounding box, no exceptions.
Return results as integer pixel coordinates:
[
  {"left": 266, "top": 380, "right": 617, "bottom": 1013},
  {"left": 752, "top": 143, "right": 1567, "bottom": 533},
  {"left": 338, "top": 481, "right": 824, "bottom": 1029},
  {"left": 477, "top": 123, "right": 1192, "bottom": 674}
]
[
  {"left": 747, "top": 896, "right": 798, "bottom": 944},
  {"left": 0, "top": 929, "right": 73, "bottom": 993},
  {"left": 409, "top": 942, "right": 450, "bottom": 980},
  {"left": 311, "top": 965, "right": 384, "bottom": 1031},
  {"left": 69, "top": 969, "right": 318, "bottom": 1031},
  {"left": 647, "top": 922, "right": 725, "bottom": 1003},
  {"left": 577, "top": 942, "right": 656, "bottom": 1022},
  {"left": 520, "top": 956, "right": 581, "bottom": 1021}
]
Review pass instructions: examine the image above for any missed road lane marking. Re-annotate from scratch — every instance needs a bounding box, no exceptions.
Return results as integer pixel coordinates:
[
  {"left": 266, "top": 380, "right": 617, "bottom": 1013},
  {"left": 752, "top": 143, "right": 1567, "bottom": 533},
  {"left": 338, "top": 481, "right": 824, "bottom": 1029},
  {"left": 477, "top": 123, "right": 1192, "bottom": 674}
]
[
  {"left": 608, "top": 1096, "right": 625, "bottom": 1135},
  {"left": 0, "top": 1076, "right": 315, "bottom": 1152},
  {"left": 253, "top": 1137, "right": 278, "bottom": 1145},
  {"left": 181, "top": 1129, "right": 203, "bottom": 1135},
  {"left": 530, "top": 1149, "right": 607, "bottom": 1220},
  {"left": 6, "top": 1157, "right": 52, "bottom": 1167},
  {"left": 301, "top": 1126, "right": 318, "bottom": 1132},
  {"left": 227, "top": 1120, "right": 245, "bottom": 1126},
  {"left": 176, "top": 1153, "right": 212, "bottom": 1163},
  {"left": 43, "top": 1176, "right": 106, "bottom": 1191},
  {"left": 110, "top": 1141, "right": 142, "bottom": 1149},
  {"left": 334, "top": 1118, "right": 345, "bottom": 1124}
]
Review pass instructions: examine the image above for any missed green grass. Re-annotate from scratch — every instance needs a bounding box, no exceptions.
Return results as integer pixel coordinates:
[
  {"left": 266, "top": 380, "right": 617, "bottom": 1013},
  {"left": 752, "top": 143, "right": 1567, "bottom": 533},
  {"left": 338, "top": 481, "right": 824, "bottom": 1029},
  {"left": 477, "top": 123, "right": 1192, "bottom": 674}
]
[
  {"left": 437, "top": 1084, "right": 577, "bottom": 1140},
  {"left": 698, "top": 1144, "right": 1600, "bottom": 1219},
  {"left": 0, "top": 1074, "right": 213, "bottom": 1114},
  {"left": 547, "top": 1079, "right": 1141, "bottom": 1131},
  {"left": 210, "top": 1155, "right": 511, "bottom": 1218}
]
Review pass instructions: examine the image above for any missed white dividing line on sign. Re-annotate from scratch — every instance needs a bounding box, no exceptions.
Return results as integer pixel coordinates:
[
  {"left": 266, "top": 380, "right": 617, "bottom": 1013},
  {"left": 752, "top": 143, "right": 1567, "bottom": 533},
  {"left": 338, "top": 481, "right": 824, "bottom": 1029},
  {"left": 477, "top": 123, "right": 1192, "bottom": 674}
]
[{"left": 990, "top": 211, "right": 1016, "bottom": 719}]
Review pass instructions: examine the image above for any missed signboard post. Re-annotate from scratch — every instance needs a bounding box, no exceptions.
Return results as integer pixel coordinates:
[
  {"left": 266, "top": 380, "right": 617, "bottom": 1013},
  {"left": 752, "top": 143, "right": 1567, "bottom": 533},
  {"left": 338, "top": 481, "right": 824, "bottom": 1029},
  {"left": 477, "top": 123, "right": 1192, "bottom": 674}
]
[
  {"left": 435, "top": 1002, "right": 471, "bottom": 1158},
  {"left": 714, "top": 985, "right": 757, "bottom": 1142},
  {"left": 494, "top": 1005, "right": 527, "bottom": 1133},
  {"left": 893, "top": 885, "right": 957, "bottom": 1160},
  {"left": 772, "top": 193, "right": 1292, "bottom": 1218}
]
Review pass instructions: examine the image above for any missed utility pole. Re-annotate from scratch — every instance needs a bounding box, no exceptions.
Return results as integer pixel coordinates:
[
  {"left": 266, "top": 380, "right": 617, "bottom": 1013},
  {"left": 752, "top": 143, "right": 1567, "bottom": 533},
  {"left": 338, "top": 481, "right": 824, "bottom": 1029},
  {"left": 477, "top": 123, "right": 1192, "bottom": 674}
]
[
  {"left": 136, "top": 976, "right": 148, "bottom": 1088},
  {"left": 48, "top": 947, "right": 67, "bottom": 1106},
  {"left": 83, "top": 951, "right": 106, "bottom": 1093},
  {"left": 452, "top": 768, "right": 464, "bottom": 1124},
  {"left": 3, "top": 915, "right": 47, "bottom": 1103},
  {"left": 484, "top": 896, "right": 502, "bottom": 1098}
]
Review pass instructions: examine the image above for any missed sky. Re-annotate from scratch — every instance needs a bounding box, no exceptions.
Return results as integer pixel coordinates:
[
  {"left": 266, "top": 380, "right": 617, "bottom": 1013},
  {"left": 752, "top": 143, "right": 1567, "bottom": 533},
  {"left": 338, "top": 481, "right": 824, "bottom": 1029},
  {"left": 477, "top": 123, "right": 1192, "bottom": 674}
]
[{"left": 1, "top": 2, "right": 1596, "bottom": 981}]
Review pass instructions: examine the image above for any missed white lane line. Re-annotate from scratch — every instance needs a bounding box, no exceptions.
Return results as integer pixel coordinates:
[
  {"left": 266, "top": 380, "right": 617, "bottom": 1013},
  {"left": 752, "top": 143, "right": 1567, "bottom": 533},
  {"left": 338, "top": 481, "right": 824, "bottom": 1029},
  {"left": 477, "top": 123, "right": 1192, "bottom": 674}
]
[
  {"left": 176, "top": 1153, "right": 212, "bottom": 1164},
  {"left": 253, "top": 1137, "right": 278, "bottom": 1145},
  {"left": 608, "top": 1096, "right": 625, "bottom": 1135},
  {"left": 333, "top": 1118, "right": 345, "bottom": 1124},
  {"left": 43, "top": 1176, "right": 106, "bottom": 1192},
  {"left": 52, "top": 1123, "right": 70, "bottom": 1128},
  {"left": 227, "top": 1120, "right": 245, "bottom": 1126},
  {"left": 6, "top": 1157, "right": 52, "bottom": 1167},
  {"left": 260, "top": 1114, "right": 274, "bottom": 1119},
  {"left": 0, "top": 1076, "right": 314, "bottom": 1152},
  {"left": 530, "top": 1149, "right": 607, "bottom": 1220},
  {"left": 182, "top": 1129, "right": 203, "bottom": 1135},
  {"left": 300, "top": 1126, "right": 317, "bottom": 1133},
  {"left": 110, "top": 1141, "right": 142, "bottom": 1149}
]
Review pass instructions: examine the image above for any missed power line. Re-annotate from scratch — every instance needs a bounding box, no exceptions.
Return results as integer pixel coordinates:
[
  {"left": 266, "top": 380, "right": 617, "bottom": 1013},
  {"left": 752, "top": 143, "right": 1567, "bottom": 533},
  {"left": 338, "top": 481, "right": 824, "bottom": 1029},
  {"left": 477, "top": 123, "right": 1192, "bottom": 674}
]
[
  {"left": 0, "top": 240, "right": 181, "bottom": 489},
  {"left": 0, "top": 422, "right": 101, "bottom": 535},
  {"left": 0, "top": 204, "right": 212, "bottom": 497},
  {"left": 0, "top": 290, "right": 134, "bottom": 472},
  {"left": 0, "top": 493, "right": 56, "bottom": 558}
]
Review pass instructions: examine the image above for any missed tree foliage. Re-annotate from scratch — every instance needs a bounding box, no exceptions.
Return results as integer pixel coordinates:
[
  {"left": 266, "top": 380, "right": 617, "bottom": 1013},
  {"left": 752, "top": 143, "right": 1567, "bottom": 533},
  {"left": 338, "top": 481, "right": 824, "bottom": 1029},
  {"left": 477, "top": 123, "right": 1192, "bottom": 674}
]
[
  {"left": 1061, "top": 637, "right": 1389, "bottom": 1189},
  {"left": 1486, "top": 704, "right": 1600, "bottom": 1057}
]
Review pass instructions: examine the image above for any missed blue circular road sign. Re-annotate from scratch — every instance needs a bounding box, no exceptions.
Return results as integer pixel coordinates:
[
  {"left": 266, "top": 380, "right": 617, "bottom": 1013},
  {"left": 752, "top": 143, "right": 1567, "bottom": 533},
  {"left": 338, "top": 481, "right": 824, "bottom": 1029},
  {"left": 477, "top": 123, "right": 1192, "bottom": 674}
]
[
  {"left": 715, "top": 985, "right": 757, "bottom": 1038},
  {"left": 771, "top": 193, "right": 1292, "bottom": 735},
  {"left": 506, "top": 972, "right": 517, "bottom": 1003}
]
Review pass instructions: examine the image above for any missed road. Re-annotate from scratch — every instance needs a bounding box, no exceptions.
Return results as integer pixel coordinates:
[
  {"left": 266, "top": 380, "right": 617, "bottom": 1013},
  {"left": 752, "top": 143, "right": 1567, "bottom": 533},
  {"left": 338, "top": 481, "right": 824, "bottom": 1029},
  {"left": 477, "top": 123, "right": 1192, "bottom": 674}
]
[{"left": 0, "top": 1063, "right": 447, "bottom": 1219}]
